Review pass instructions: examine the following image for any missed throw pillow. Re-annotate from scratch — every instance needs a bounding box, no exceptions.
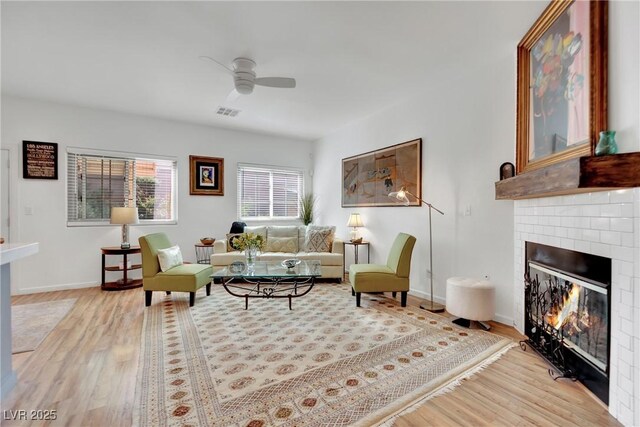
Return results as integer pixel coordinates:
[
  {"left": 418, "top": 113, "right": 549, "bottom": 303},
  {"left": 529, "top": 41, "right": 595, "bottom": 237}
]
[
  {"left": 157, "top": 245, "right": 183, "bottom": 272},
  {"left": 265, "top": 236, "right": 298, "bottom": 253},
  {"left": 226, "top": 233, "right": 243, "bottom": 252},
  {"left": 305, "top": 228, "right": 334, "bottom": 253}
]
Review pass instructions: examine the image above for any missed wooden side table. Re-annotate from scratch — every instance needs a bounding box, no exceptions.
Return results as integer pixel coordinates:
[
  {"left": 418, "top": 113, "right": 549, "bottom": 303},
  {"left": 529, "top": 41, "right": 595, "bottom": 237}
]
[
  {"left": 101, "top": 246, "right": 143, "bottom": 291},
  {"left": 343, "top": 241, "right": 370, "bottom": 281},
  {"left": 195, "top": 244, "right": 214, "bottom": 264}
]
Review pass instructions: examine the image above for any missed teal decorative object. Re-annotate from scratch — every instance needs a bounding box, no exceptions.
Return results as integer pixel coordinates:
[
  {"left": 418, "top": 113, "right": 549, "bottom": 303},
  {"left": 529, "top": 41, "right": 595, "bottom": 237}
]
[{"left": 595, "top": 131, "right": 618, "bottom": 156}]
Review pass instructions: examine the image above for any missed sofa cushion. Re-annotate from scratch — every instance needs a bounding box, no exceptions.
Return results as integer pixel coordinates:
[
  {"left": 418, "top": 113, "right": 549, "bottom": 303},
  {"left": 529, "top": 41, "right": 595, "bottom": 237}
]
[
  {"left": 267, "top": 225, "right": 299, "bottom": 238},
  {"left": 305, "top": 226, "right": 335, "bottom": 252},
  {"left": 298, "top": 225, "right": 307, "bottom": 252},
  {"left": 265, "top": 236, "right": 298, "bottom": 253},
  {"left": 157, "top": 245, "right": 183, "bottom": 272},
  {"left": 296, "top": 252, "right": 343, "bottom": 266},
  {"left": 256, "top": 252, "right": 296, "bottom": 261},
  {"left": 211, "top": 252, "right": 246, "bottom": 265}
]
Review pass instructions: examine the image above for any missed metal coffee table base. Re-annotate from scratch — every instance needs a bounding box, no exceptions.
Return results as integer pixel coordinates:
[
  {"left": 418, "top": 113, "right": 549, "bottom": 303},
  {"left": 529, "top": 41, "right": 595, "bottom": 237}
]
[{"left": 220, "top": 277, "right": 316, "bottom": 310}]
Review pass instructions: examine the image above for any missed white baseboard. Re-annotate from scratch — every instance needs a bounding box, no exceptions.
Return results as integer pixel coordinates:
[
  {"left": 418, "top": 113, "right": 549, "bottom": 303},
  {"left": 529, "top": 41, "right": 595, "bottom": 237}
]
[
  {"left": 493, "top": 313, "right": 514, "bottom": 327},
  {"left": 14, "top": 281, "right": 99, "bottom": 295},
  {"left": 409, "top": 289, "right": 514, "bottom": 327},
  {"left": 409, "top": 288, "right": 446, "bottom": 305}
]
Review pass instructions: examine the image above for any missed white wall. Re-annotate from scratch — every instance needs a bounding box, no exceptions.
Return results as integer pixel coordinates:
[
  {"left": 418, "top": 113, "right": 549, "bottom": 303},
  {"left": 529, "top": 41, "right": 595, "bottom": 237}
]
[
  {"left": 1, "top": 95, "right": 313, "bottom": 294},
  {"left": 313, "top": 51, "right": 518, "bottom": 325},
  {"left": 313, "top": 0, "right": 639, "bottom": 327}
]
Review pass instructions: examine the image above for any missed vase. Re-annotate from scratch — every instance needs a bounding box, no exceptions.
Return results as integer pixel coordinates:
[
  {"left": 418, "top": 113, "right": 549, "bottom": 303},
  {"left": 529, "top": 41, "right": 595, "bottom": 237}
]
[
  {"left": 245, "top": 247, "right": 258, "bottom": 266},
  {"left": 595, "top": 130, "right": 618, "bottom": 156}
]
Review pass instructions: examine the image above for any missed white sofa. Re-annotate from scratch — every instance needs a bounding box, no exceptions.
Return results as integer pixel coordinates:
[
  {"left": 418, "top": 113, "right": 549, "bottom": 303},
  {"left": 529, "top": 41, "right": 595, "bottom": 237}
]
[{"left": 210, "top": 225, "right": 344, "bottom": 281}]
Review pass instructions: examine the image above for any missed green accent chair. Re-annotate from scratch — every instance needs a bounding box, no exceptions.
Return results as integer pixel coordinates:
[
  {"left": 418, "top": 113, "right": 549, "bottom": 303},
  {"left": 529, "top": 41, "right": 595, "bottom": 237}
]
[
  {"left": 349, "top": 233, "right": 416, "bottom": 307},
  {"left": 139, "top": 233, "right": 213, "bottom": 307}
]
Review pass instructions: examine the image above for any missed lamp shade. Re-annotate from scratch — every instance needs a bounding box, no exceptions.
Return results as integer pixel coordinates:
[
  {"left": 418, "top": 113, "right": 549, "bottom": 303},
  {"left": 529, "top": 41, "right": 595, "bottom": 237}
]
[
  {"left": 347, "top": 213, "right": 364, "bottom": 228},
  {"left": 110, "top": 207, "right": 139, "bottom": 225},
  {"left": 388, "top": 187, "right": 410, "bottom": 205}
]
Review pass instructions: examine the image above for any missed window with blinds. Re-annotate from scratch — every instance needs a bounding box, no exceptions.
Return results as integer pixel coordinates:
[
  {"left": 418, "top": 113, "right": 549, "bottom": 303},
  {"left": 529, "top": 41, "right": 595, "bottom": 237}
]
[
  {"left": 67, "top": 149, "right": 177, "bottom": 225},
  {"left": 237, "top": 164, "right": 303, "bottom": 220}
]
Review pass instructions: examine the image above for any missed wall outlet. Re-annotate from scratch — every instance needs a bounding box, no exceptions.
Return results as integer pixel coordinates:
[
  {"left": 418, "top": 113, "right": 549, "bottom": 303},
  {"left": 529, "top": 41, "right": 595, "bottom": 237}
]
[
  {"left": 463, "top": 205, "right": 472, "bottom": 216},
  {"left": 24, "top": 206, "right": 33, "bottom": 216}
]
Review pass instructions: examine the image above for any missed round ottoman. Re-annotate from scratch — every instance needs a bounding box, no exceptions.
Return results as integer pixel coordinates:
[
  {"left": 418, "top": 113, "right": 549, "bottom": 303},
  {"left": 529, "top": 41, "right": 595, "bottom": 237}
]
[{"left": 446, "top": 277, "right": 495, "bottom": 330}]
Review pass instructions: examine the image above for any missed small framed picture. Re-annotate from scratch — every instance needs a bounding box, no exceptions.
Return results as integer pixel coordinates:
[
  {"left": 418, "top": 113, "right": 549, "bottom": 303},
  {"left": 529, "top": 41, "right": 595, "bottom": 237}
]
[
  {"left": 190, "top": 155, "right": 224, "bottom": 196},
  {"left": 23, "top": 141, "right": 58, "bottom": 180}
]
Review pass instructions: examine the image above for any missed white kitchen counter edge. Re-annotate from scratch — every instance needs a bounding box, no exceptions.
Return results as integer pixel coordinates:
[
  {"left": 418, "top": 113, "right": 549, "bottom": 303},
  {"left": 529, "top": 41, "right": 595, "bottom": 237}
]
[{"left": 0, "top": 243, "right": 39, "bottom": 266}]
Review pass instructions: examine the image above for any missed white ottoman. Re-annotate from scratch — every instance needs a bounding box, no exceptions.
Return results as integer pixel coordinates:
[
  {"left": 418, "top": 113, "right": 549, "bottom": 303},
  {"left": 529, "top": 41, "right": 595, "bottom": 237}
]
[{"left": 446, "top": 277, "right": 495, "bottom": 330}]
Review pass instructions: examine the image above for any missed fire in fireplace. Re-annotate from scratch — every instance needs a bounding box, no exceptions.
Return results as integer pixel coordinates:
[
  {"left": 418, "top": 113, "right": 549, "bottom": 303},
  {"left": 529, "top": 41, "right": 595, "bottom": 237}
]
[{"left": 523, "top": 242, "right": 611, "bottom": 404}]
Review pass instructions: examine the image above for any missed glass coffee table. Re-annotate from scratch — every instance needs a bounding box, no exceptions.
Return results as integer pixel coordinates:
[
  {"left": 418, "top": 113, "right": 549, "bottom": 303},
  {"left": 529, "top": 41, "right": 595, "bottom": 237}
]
[{"left": 211, "top": 260, "right": 321, "bottom": 310}]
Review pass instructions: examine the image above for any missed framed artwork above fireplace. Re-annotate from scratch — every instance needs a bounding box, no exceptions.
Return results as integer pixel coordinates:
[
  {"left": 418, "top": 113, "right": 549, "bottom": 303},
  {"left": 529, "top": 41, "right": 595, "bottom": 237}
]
[{"left": 515, "top": 0, "right": 608, "bottom": 174}]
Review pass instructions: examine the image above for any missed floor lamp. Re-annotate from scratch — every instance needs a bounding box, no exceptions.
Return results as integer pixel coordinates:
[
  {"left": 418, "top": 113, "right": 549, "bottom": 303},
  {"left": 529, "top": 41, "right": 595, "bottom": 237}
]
[{"left": 388, "top": 187, "right": 445, "bottom": 313}]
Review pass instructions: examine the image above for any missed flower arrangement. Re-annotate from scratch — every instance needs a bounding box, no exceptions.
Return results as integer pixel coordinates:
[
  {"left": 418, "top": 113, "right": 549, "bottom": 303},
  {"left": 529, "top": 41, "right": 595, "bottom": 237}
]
[{"left": 231, "top": 232, "right": 265, "bottom": 252}]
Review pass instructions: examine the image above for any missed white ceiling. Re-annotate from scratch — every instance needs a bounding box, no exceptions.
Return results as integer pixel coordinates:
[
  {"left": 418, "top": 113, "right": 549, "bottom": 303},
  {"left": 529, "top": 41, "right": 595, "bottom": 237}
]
[{"left": 1, "top": 1, "right": 545, "bottom": 141}]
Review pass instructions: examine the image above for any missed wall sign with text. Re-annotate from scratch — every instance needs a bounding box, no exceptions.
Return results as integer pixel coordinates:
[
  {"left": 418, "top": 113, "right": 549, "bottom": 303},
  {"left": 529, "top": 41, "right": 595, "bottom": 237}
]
[{"left": 23, "top": 141, "right": 58, "bottom": 180}]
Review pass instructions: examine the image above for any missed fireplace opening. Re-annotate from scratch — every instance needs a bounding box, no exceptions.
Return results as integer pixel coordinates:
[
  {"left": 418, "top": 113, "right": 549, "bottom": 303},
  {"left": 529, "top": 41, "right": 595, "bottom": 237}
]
[{"left": 523, "top": 242, "right": 611, "bottom": 404}]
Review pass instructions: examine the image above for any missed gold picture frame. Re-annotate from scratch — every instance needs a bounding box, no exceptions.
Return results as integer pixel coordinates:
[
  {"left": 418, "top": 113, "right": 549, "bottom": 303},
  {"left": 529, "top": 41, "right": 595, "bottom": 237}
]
[
  {"left": 189, "top": 155, "right": 224, "bottom": 196},
  {"left": 516, "top": 0, "right": 607, "bottom": 174}
]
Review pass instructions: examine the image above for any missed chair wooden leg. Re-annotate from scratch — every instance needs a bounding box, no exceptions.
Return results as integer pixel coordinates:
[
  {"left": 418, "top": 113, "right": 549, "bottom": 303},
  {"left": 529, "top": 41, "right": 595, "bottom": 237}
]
[
  {"left": 356, "top": 292, "right": 361, "bottom": 307},
  {"left": 165, "top": 291, "right": 171, "bottom": 295},
  {"left": 401, "top": 291, "right": 407, "bottom": 307},
  {"left": 189, "top": 292, "right": 195, "bottom": 307},
  {"left": 206, "top": 283, "right": 211, "bottom": 296},
  {"left": 392, "top": 291, "right": 397, "bottom": 298},
  {"left": 145, "top": 291, "right": 152, "bottom": 307},
  {"left": 352, "top": 288, "right": 355, "bottom": 296}
]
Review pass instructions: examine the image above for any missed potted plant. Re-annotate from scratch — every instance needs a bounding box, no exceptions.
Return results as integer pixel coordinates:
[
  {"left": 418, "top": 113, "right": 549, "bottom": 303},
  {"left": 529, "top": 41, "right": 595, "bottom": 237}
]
[
  {"left": 300, "top": 193, "right": 316, "bottom": 226},
  {"left": 231, "top": 232, "right": 265, "bottom": 265}
]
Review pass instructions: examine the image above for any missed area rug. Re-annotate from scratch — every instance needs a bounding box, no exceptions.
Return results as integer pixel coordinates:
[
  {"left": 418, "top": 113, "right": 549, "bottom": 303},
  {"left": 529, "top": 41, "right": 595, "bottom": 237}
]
[
  {"left": 12, "top": 298, "right": 77, "bottom": 354},
  {"left": 135, "top": 284, "right": 514, "bottom": 426}
]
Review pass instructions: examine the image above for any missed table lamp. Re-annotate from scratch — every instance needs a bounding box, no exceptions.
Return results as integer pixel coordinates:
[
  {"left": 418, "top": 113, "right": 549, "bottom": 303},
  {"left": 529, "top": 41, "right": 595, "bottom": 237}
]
[
  {"left": 347, "top": 213, "right": 364, "bottom": 242},
  {"left": 388, "top": 187, "right": 445, "bottom": 313},
  {"left": 111, "top": 207, "right": 139, "bottom": 249}
]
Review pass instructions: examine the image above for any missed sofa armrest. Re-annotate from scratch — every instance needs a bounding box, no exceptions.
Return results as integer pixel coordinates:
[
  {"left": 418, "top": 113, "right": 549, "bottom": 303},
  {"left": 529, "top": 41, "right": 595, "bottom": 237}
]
[
  {"left": 332, "top": 238, "right": 344, "bottom": 255},
  {"left": 213, "top": 239, "right": 227, "bottom": 254}
]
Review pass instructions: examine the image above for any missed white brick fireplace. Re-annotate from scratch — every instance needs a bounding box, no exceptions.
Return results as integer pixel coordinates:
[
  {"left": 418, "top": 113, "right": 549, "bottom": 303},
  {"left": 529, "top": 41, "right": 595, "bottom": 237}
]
[{"left": 514, "top": 189, "right": 640, "bottom": 426}]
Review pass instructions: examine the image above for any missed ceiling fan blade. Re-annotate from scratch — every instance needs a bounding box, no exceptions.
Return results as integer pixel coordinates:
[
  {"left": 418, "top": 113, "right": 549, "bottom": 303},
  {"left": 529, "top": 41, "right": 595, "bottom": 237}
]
[
  {"left": 254, "top": 77, "right": 296, "bottom": 89},
  {"left": 225, "top": 88, "right": 241, "bottom": 104},
  {"left": 199, "top": 56, "right": 234, "bottom": 74}
]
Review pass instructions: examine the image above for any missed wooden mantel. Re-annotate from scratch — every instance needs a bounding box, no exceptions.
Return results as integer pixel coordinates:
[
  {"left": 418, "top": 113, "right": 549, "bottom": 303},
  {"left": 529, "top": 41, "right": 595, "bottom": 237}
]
[{"left": 495, "top": 152, "right": 640, "bottom": 200}]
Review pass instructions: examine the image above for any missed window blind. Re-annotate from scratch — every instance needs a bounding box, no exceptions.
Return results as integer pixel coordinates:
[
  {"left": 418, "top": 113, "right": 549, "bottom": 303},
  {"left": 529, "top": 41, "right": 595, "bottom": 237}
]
[
  {"left": 67, "top": 149, "right": 177, "bottom": 225},
  {"left": 237, "top": 164, "right": 303, "bottom": 220}
]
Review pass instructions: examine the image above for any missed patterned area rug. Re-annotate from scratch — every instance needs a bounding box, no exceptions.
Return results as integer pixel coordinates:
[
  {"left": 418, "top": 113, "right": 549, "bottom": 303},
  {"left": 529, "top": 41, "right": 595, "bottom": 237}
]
[
  {"left": 135, "top": 284, "right": 514, "bottom": 426},
  {"left": 12, "top": 298, "right": 77, "bottom": 354}
]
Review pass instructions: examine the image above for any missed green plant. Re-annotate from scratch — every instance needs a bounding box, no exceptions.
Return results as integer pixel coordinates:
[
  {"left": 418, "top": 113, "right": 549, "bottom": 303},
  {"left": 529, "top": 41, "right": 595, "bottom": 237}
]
[
  {"left": 299, "top": 193, "right": 316, "bottom": 225},
  {"left": 232, "top": 233, "right": 265, "bottom": 251}
]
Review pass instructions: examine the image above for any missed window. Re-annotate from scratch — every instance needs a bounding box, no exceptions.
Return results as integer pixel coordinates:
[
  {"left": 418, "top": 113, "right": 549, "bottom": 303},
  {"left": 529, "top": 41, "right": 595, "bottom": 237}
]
[
  {"left": 67, "top": 148, "right": 177, "bottom": 225},
  {"left": 237, "top": 164, "right": 303, "bottom": 220}
]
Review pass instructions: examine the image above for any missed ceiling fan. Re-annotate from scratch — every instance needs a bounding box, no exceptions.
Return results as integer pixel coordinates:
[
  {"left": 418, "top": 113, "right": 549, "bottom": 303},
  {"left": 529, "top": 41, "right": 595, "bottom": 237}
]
[{"left": 200, "top": 56, "right": 296, "bottom": 97}]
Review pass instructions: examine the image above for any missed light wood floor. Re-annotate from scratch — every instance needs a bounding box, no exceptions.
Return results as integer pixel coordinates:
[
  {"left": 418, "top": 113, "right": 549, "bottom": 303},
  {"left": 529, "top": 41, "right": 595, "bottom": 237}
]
[{"left": 3, "top": 285, "right": 620, "bottom": 426}]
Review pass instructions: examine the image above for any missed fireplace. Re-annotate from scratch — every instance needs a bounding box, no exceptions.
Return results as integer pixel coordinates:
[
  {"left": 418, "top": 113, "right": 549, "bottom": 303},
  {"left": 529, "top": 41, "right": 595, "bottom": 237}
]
[{"left": 523, "top": 242, "right": 611, "bottom": 404}]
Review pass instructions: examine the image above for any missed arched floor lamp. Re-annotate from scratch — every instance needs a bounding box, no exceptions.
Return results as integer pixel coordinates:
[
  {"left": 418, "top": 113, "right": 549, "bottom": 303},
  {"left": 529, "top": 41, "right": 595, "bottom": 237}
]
[{"left": 388, "top": 187, "right": 445, "bottom": 313}]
